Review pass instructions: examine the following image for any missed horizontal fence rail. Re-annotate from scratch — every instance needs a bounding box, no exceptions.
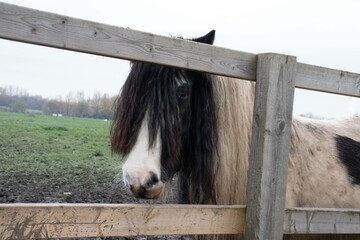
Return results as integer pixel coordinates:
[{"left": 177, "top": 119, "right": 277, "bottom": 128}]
[
  {"left": 0, "top": 2, "right": 359, "bottom": 97},
  {"left": 0, "top": 2, "right": 257, "bottom": 81},
  {"left": 297, "top": 63, "right": 360, "bottom": 97},
  {"left": 1, "top": 204, "right": 360, "bottom": 239},
  {"left": 285, "top": 207, "right": 360, "bottom": 234},
  {"left": 0, "top": 204, "right": 245, "bottom": 239}
]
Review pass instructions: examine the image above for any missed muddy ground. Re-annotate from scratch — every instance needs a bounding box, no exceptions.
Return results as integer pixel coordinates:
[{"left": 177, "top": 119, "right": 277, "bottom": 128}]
[{"left": 0, "top": 170, "right": 185, "bottom": 240}]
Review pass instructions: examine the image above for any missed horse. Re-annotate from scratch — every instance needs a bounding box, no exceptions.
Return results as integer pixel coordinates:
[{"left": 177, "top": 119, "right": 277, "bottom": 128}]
[{"left": 111, "top": 30, "right": 360, "bottom": 239}]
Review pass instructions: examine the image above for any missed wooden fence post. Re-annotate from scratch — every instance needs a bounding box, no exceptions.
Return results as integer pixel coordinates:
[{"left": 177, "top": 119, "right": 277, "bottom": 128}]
[{"left": 244, "top": 53, "right": 297, "bottom": 240}]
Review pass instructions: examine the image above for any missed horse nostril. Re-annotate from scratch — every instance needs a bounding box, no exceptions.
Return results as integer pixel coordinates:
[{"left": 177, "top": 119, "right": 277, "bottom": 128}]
[
  {"left": 144, "top": 171, "right": 159, "bottom": 188},
  {"left": 125, "top": 171, "right": 163, "bottom": 199},
  {"left": 150, "top": 171, "right": 159, "bottom": 184}
]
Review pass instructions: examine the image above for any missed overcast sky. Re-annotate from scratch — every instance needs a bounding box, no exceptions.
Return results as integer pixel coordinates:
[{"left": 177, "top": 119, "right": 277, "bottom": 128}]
[{"left": 0, "top": 0, "right": 359, "bottom": 119}]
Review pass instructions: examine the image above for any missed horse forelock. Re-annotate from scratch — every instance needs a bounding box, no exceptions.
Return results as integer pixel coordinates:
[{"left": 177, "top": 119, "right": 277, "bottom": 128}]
[
  {"left": 111, "top": 62, "right": 149, "bottom": 155},
  {"left": 112, "top": 62, "right": 179, "bottom": 153},
  {"left": 111, "top": 61, "right": 218, "bottom": 203}
]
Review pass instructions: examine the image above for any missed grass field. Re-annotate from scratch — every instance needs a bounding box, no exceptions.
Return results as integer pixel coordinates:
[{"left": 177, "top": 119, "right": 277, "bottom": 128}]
[
  {"left": 0, "top": 111, "right": 135, "bottom": 203},
  {"left": 0, "top": 112, "right": 180, "bottom": 240}
]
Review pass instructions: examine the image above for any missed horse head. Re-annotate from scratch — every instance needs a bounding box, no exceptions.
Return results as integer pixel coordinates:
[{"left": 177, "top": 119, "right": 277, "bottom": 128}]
[{"left": 111, "top": 31, "right": 218, "bottom": 202}]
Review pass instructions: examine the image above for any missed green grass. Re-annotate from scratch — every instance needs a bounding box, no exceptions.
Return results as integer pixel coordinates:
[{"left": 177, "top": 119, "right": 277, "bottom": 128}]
[
  {"left": 0, "top": 112, "right": 125, "bottom": 203},
  {"left": 0, "top": 112, "right": 119, "bottom": 173}
]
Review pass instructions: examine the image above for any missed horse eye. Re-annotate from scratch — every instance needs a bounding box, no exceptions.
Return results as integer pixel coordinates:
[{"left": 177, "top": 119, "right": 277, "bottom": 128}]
[{"left": 176, "top": 85, "right": 189, "bottom": 100}]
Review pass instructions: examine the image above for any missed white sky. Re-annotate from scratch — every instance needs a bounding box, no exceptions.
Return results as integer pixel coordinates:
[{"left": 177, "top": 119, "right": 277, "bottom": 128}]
[{"left": 0, "top": 0, "right": 359, "bottom": 119}]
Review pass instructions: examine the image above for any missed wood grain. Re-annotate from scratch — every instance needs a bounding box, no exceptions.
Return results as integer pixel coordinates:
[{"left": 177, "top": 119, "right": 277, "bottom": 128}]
[
  {"left": 1, "top": 204, "right": 360, "bottom": 239},
  {"left": 0, "top": 3, "right": 359, "bottom": 97},
  {"left": 296, "top": 63, "right": 360, "bottom": 97},
  {"left": 245, "top": 53, "right": 297, "bottom": 240},
  {"left": 0, "top": 204, "right": 245, "bottom": 239},
  {"left": 0, "top": 2, "right": 256, "bottom": 81},
  {"left": 285, "top": 207, "right": 360, "bottom": 234}
]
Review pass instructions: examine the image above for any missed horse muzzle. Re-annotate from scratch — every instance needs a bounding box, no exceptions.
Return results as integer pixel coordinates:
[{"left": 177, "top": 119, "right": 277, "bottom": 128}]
[{"left": 123, "top": 171, "right": 165, "bottom": 199}]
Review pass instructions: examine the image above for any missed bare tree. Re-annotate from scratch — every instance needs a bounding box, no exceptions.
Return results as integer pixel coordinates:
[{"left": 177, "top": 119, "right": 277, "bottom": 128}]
[
  {"left": 76, "top": 91, "right": 89, "bottom": 117},
  {"left": 90, "top": 91, "right": 102, "bottom": 118}
]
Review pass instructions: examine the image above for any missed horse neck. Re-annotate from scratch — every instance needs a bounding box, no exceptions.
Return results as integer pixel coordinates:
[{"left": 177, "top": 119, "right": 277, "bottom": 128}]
[{"left": 213, "top": 76, "right": 255, "bottom": 205}]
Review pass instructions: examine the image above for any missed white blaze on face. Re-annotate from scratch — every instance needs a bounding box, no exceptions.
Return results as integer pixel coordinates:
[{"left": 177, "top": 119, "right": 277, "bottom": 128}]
[{"left": 122, "top": 116, "right": 163, "bottom": 198}]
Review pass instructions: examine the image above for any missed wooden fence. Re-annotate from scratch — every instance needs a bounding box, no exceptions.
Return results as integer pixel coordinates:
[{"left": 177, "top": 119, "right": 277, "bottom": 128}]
[{"left": 0, "top": 2, "right": 359, "bottom": 239}]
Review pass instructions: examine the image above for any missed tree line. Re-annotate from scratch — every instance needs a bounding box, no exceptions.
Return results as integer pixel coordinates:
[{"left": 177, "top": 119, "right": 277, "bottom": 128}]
[{"left": 0, "top": 85, "right": 117, "bottom": 119}]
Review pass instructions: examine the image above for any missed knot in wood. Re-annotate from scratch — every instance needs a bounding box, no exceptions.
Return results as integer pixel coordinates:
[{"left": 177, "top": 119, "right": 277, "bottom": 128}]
[{"left": 276, "top": 119, "right": 286, "bottom": 135}]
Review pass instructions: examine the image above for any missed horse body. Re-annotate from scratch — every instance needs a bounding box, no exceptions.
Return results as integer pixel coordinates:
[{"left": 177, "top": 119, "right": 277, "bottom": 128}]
[
  {"left": 287, "top": 117, "right": 360, "bottom": 208},
  {"left": 111, "top": 30, "right": 360, "bottom": 239},
  {"left": 205, "top": 76, "right": 360, "bottom": 208}
]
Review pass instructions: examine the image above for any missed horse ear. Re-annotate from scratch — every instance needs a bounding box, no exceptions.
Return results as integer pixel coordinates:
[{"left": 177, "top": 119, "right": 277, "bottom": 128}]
[{"left": 192, "top": 30, "right": 215, "bottom": 45}]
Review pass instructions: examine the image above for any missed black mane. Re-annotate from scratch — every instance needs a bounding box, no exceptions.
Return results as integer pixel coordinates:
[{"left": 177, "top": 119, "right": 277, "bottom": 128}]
[{"left": 111, "top": 30, "right": 218, "bottom": 203}]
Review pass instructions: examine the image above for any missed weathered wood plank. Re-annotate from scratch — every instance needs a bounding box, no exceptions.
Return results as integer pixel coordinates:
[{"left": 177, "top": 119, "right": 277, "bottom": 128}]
[
  {"left": 296, "top": 63, "right": 360, "bottom": 97},
  {"left": 285, "top": 207, "right": 360, "bottom": 234},
  {"left": 245, "top": 53, "right": 297, "bottom": 240},
  {"left": 1, "top": 2, "right": 360, "bottom": 98},
  {"left": 0, "top": 204, "right": 245, "bottom": 239},
  {"left": 1, "top": 204, "right": 360, "bottom": 239},
  {"left": 1, "top": 3, "right": 359, "bottom": 97},
  {"left": 0, "top": 2, "right": 256, "bottom": 80}
]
